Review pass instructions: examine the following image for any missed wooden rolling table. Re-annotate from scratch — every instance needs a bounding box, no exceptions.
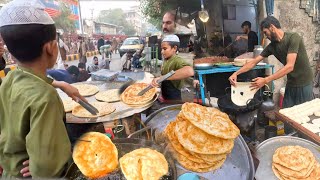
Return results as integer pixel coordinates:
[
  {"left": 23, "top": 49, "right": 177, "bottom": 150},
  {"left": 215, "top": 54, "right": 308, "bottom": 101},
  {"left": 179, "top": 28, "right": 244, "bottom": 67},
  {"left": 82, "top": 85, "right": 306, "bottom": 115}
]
[{"left": 275, "top": 112, "right": 320, "bottom": 145}]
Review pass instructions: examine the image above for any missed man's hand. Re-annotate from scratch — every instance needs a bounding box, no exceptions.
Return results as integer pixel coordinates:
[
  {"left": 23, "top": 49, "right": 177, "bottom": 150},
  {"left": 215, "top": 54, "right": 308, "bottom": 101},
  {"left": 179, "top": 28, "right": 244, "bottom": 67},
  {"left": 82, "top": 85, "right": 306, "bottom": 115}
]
[
  {"left": 251, "top": 77, "right": 267, "bottom": 90},
  {"left": 193, "top": 80, "right": 200, "bottom": 88},
  {"left": 0, "top": 42, "right": 4, "bottom": 57},
  {"left": 52, "top": 81, "right": 87, "bottom": 102},
  {"left": 151, "top": 77, "right": 161, "bottom": 87},
  {"left": 20, "top": 160, "right": 31, "bottom": 178},
  {"left": 229, "top": 73, "right": 237, "bottom": 86},
  {"left": 235, "top": 36, "right": 242, "bottom": 41}
]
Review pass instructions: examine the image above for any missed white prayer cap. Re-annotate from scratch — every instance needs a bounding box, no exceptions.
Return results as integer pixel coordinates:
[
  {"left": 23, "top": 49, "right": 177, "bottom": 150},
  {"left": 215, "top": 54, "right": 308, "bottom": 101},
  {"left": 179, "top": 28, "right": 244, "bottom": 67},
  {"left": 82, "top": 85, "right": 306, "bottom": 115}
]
[
  {"left": 0, "top": 0, "right": 54, "bottom": 27},
  {"left": 162, "top": 35, "right": 180, "bottom": 43}
]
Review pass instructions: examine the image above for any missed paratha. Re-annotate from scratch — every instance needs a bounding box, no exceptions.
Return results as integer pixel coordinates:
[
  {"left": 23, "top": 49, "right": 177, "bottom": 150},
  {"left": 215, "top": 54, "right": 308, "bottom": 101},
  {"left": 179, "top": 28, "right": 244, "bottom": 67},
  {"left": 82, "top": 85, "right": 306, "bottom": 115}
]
[
  {"left": 273, "top": 163, "right": 320, "bottom": 180},
  {"left": 73, "top": 84, "right": 99, "bottom": 96},
  {"left": 181, "top": 102, "right": 240, "bottom": 139},
  {"left": 165, "top": 120, "right": 227, "bottom": 164},
  {"left": 72, "top": 102, "right": 116, "bottom": 118},
  {"left": 119, "top": 148, "right": 168, "bottom": 180},
  {"left": 121, "top": 83, "right": 156, "bottom": 105},
  {"left": 273, "top": 161, "right": 315, "bottom": 178},
  {"left": 171, "top": 146, "right": 226, "bottom": 173},
  {"left": 95, "top": 89, "right": 120, "bottom": 102},
  {"left": 273, "top": 146, "right": 316, "bottom": 172},
  {"left": 62, "top": 98, "right": 78, "bottom": 112},
  {"left": 175, "top": 118, "right": 234, "bottom": 155},
  {"left": 73, "top": 132, "right": 118, "bottom": 179}
]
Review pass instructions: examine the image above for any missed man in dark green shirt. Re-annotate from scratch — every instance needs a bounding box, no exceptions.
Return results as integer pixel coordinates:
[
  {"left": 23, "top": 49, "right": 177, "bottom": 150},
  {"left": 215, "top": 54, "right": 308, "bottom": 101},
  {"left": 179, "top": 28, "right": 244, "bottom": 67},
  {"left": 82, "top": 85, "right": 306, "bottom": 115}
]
[
  {"left": 0, "top": 0, "right": 71, "bottom": 178},
  {"left": 229, "top": 16, "right": 313, "bottom": 133}
]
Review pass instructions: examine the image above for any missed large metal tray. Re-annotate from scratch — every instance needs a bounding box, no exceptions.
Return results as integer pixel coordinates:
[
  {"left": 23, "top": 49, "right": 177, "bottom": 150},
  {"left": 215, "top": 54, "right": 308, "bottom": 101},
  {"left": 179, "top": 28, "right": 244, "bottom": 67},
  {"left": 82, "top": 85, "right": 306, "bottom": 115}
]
[
  {"left": 58, "top": 80, "right": 157, "bottom": 123},
  {"left": 65, "top": 138, "right": 177, "bottom": 180},
  {"left": 255, "top": 136, "right": 320, "bottom": 180},
  {"left": 144, "top": 105, "right": 255, "bottom": 180}
]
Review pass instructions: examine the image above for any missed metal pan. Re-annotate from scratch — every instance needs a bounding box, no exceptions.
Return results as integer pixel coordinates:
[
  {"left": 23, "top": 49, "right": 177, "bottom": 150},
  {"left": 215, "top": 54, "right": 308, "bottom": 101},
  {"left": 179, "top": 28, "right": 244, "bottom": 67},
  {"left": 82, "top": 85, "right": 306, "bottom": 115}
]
[
  {"left": 64, "top": 138, "right": 177, "bottom": 180},
  {"left": 142, "top": 104, "right": 255, "bottom": 180},
  {"left": 255, "top": 136, "right": 320, "bottom": 180},
  {"left": 194, "top": 63, "right": 214, "bottom": 70}
]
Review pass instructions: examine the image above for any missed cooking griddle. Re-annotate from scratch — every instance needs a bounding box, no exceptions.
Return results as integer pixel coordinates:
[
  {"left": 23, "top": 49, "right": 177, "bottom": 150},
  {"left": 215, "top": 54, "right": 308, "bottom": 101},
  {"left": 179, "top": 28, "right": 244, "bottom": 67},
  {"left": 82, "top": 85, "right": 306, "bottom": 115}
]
[
  {"left": 275, "top": 112, "right": 320, "bottom": 145},
  {"left": 255, "top": 136, "right": 320, "bottom": 180},
  {"left": 58, "top": 80, "right": 158, "bottom": 123},
  {"left": 64, "top": 138, "right": 177, "bottom": 180},
  {"left": 144, "top": 104, "right": 255, "bottom": 180}
]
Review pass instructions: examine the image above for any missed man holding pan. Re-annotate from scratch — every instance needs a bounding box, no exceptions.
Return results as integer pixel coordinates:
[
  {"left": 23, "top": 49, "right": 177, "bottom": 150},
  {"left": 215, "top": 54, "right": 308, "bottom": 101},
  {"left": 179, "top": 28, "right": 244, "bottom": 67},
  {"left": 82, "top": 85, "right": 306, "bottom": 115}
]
[{"left": 229, "top": 16, "right": 313, "bottom": 133}]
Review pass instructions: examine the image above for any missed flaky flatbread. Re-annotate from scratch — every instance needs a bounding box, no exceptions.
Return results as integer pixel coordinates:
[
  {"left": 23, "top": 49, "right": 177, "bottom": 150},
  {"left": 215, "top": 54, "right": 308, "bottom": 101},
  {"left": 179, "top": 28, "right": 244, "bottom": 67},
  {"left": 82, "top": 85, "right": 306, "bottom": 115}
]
[
  {"left": 73, "top": 84, "right": 99, "bottom": 96},
  {"left": 62, "top": 98, "right": 78, "bottom": 112},
  {"left": 72, "top": 102, "right": 116, "bottom": 118},
  {"left": 95, "top": 89, "right": 121, "bottom": 102},
  {"left": 175, "top": 118, "right": 234, "bottom": 155},
  {"left": 121, "top": 83, "right": 156, "bottom": 106},
  {"left": 119, "top": 148, "right": 168, "bottom": 180},
  {"left": 181, "top": 103, "right": 240, "bottom": 139},
  {"left": 73, "top": 132, "right": 118, "bottom": 179}
]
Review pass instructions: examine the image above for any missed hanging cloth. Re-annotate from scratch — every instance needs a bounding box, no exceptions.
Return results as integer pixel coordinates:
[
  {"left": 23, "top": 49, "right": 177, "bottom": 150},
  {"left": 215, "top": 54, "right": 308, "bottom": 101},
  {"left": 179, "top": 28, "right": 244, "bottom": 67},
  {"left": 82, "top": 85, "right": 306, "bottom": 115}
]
[{"left": 265, "top": 0, "right": 274, "bottom": 16}]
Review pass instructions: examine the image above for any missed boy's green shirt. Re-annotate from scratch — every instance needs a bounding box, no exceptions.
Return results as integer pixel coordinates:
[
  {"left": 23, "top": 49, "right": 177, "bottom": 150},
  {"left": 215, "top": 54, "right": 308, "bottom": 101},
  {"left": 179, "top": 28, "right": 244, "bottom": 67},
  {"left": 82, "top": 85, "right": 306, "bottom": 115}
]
[{"left": 0, "top": 67, "right": 71, "bottom": 178}]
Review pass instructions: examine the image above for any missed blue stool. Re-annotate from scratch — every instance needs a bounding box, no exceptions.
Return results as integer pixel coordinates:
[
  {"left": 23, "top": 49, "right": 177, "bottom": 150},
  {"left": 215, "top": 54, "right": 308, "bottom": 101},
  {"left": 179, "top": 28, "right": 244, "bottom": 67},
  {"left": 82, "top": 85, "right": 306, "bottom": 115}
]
[{"left": 178, "top": 173, "right": 200, "bottom": 180}]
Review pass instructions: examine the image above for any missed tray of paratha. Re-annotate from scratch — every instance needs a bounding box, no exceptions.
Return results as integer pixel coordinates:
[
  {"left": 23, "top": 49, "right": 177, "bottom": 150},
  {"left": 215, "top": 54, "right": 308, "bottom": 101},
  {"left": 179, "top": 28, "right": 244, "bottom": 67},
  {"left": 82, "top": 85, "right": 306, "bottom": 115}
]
[
  {"left": 58, "top": 80, "right": 159, "bottom": 123},
  {"left": 255, "top": 136, "right": 320, "bottom": 180},
  {"left": 276, "top": 98, "right": 320, "bottom": 144},
  {"left": 142, "top": 103, "right": 255, "bottom": 180},
  {"left": 65, "top": 132, "right": 177, "bottom": 180}
]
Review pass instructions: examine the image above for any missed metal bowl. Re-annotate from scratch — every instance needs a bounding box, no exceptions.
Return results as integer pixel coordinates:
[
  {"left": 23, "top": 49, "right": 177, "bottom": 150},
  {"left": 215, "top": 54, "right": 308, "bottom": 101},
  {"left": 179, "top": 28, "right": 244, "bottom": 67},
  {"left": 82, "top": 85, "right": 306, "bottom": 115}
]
[{"left": 194, "top": 63, "right": 214, "bottom": 70}]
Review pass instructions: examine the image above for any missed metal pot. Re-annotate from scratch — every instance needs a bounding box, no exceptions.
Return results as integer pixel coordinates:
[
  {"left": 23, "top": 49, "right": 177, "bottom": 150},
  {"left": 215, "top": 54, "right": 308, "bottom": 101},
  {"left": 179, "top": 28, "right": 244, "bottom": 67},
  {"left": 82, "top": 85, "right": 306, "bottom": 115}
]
[{"left": 253, "top": 45, "right": 264, "bottom": 58}]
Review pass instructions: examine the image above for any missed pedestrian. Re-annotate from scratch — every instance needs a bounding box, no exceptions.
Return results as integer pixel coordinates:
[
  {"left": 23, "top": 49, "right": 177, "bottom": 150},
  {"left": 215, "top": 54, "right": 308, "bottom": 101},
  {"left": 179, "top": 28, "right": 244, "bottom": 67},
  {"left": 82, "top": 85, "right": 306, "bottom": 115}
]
[
  {"left": 236, "top": 21, "right": 258, "bottom": 52},
  {"left": 77, "top": 62, "right": 90, "bottom": 82}
]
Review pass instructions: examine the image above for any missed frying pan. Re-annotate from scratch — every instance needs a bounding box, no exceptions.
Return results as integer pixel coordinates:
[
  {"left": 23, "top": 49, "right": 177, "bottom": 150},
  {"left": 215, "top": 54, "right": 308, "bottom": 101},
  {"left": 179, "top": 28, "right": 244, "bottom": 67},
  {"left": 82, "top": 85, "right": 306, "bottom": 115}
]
[{"left": 64, "top": 138, "right": 177, "bottom": 180}]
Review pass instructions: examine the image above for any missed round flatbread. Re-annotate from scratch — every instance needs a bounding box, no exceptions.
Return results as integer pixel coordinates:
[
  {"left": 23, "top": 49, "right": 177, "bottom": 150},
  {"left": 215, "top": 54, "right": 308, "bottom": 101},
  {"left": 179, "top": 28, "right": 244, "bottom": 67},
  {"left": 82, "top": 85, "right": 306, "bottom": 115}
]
[
  {"left": 95, "top": 89, "right": 121, "bottom": 102},
  {"left": 62, "top": 98, "right": 78, "bottom": 112},
  {"left": 73, "top": 132, "right": 118, "bottom": 179},
  {"left": 73, "top": 84, "right": 99, "bottom": 97},
  {"left": 314, "top": 111, "right": 320, "bottom": 117},
  {"left": 119, "top": 148, "right": 168, "bottom": 180},
  {"left": 273, "top": 163, "right": 320, "bottom": 180},
  {"left": 181, "top": 102, "right": 240, "bottom": 139},
  {"left": 312, "top": 118, "right": 320, "bottom": 126},
  {"left": 121, "top": 83, "right": 156, "bottom": 106},
  {"left": 301, "top": 123, "right": 320, "bottom": 133},
  {"left": 273, "top": 146, "right": 316, "bottom": 172},
  {"left": 172, "top": 147, "right": 226, "bottom": 173},
  {"left": 231, "top": 82, "right": 258, "bottom": 106},
  {"left": 273, "top": 161, "right": 315, "bottom": 179},
  {"left": 72, "top": 102, "right": 116, "bottom": 118},
  {"left": 175, "top": 118, "right": 234, "bottom": 155}
]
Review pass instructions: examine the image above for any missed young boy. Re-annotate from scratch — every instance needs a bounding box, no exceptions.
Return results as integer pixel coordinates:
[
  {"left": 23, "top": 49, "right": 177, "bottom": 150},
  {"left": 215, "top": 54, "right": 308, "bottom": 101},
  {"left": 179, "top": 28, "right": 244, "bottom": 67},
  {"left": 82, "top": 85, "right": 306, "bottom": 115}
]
[
  {"left": 0, "top": 0, "right": 71, "bottom": 178},
  {"left": 151, "top": 35, "right": 194, "bottom": 100}
]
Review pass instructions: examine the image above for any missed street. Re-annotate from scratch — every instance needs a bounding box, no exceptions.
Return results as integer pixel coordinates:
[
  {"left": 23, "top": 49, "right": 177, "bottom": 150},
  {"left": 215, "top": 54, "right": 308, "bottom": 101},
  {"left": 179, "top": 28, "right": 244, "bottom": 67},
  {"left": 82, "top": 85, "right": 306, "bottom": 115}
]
[{"left": 54, "top": 53, "right": 122, "bottom": 69}]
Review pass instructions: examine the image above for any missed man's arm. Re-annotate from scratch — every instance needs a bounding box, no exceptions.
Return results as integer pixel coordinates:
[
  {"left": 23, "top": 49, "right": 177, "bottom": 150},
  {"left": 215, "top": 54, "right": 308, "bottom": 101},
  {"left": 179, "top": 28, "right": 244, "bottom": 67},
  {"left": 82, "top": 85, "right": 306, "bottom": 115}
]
[
  {"left": 26, "top": 97, "right": 71, "bottom": 177},
  {"left": 52, "top": 80, "right": 87, "bottom": 102}
]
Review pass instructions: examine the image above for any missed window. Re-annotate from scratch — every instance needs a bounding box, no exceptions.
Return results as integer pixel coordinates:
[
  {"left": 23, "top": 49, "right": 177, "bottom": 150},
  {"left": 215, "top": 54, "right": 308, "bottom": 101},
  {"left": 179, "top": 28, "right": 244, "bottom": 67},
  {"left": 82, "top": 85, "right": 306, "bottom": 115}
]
[{"left": 223, "top": 5, "right": 236, "bottom": 20}]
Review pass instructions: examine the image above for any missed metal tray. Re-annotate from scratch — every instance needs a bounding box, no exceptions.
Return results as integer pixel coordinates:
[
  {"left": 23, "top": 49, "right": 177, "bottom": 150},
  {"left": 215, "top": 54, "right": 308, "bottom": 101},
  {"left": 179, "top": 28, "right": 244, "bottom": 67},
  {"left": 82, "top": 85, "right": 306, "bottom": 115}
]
[
  {"left": 194, "top": 63, "right": 214, "bottom": 70},
  {"left": 58, "top": 80, "right": 157, "bottom": 123},
  {"left": 65, "top": 138, "right": 177, "bottom": 180},
  {"left": 144, "top": 105, "right": 255, "bottom": 180},
  {"left": 255, "top": 136, "right": 320, "bottom": 180}
]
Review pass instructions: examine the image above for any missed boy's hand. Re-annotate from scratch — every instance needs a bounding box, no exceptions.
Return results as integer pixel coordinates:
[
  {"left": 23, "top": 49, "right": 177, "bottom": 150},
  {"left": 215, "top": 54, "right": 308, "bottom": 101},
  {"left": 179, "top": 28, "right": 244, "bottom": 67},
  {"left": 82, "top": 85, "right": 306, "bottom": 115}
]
[
  {"left": 151, "top": 77, "right": 160, "bottom": 87},
  {"left": 52, "top": 81, "right": 87, "bottom": 102},
  {"left": 20, "top": 160, "right": 31, "bottom": 177}
]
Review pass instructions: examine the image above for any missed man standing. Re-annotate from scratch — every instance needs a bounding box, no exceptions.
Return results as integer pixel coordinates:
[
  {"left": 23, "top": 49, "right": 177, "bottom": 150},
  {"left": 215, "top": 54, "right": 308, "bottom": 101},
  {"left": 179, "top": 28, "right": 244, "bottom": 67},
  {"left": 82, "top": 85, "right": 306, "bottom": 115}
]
[
  {"left": 162, "top": 11, "right": 176, "bottom": 34},
  {"left": 97, "top": 36, "right": 104, "bottom": 55},
  {"left": 229, "top": 16, "right": 313, "bottom": 133},
  {"left": 56, "top": 32, "right": 69, "bottom": 69},
  {"left": 236, "top": 21, "right": 258, "bottom": 52}
]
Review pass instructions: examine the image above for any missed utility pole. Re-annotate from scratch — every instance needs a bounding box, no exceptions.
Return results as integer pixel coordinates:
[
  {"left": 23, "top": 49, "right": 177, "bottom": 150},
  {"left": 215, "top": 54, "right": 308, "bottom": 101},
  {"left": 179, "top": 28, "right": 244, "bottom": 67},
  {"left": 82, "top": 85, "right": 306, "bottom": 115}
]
[{"left": 78, "top": 0, "right": 84, "bottom": 34}]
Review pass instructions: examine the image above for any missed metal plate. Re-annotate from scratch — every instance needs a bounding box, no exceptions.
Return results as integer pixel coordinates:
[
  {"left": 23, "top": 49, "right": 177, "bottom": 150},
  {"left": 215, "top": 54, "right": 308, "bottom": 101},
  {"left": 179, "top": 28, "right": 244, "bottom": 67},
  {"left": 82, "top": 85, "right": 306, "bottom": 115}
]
[
  {"left": 255, "top": 136, "right": 320, "bottom": 180},
  {"left": 58, "top": 80, "right": 157, "bottom": 123},
  {"left": 145, "top": 105, "right": 255, "bottom": 180},
  {"left": 65, "top": 138, "right": 177, "bottom": 180},
  {"left": 194, "top": 63, "right": 214, "bottom": 70}
]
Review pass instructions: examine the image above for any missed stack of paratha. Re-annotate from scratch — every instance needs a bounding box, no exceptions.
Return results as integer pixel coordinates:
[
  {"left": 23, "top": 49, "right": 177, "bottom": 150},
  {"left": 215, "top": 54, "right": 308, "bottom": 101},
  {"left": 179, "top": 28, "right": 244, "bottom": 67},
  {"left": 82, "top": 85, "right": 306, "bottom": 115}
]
[
  {"left": 121, "top": 83, "right": 157, "bottom": 107},
  {"left": 164, "top": 102, "right": 240, "bottom": 173},
  {"left": 119, "top": 148, "right": 169, "bottom": 180},
  {"left": 272, "top": 146, "right": 320, "bottom": 180}
]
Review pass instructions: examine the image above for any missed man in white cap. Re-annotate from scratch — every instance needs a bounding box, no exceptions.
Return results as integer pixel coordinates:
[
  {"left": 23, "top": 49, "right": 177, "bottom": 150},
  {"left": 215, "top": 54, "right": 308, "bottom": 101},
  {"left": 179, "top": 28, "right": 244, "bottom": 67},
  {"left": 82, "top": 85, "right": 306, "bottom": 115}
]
[
  {"left": 0, "top": 0, "right": 73, "bottom": 177},
  {"left": 151, "top": 35, "right": 194, "bottom": 100}
]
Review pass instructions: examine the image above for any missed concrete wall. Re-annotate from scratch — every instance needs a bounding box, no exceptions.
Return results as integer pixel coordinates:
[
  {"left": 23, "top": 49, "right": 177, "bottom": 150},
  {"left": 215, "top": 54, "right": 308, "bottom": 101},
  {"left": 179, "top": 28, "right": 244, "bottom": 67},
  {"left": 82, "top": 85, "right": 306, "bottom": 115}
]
[{"left": 261, "top": 0, "right": 319, "bottom": 102}]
